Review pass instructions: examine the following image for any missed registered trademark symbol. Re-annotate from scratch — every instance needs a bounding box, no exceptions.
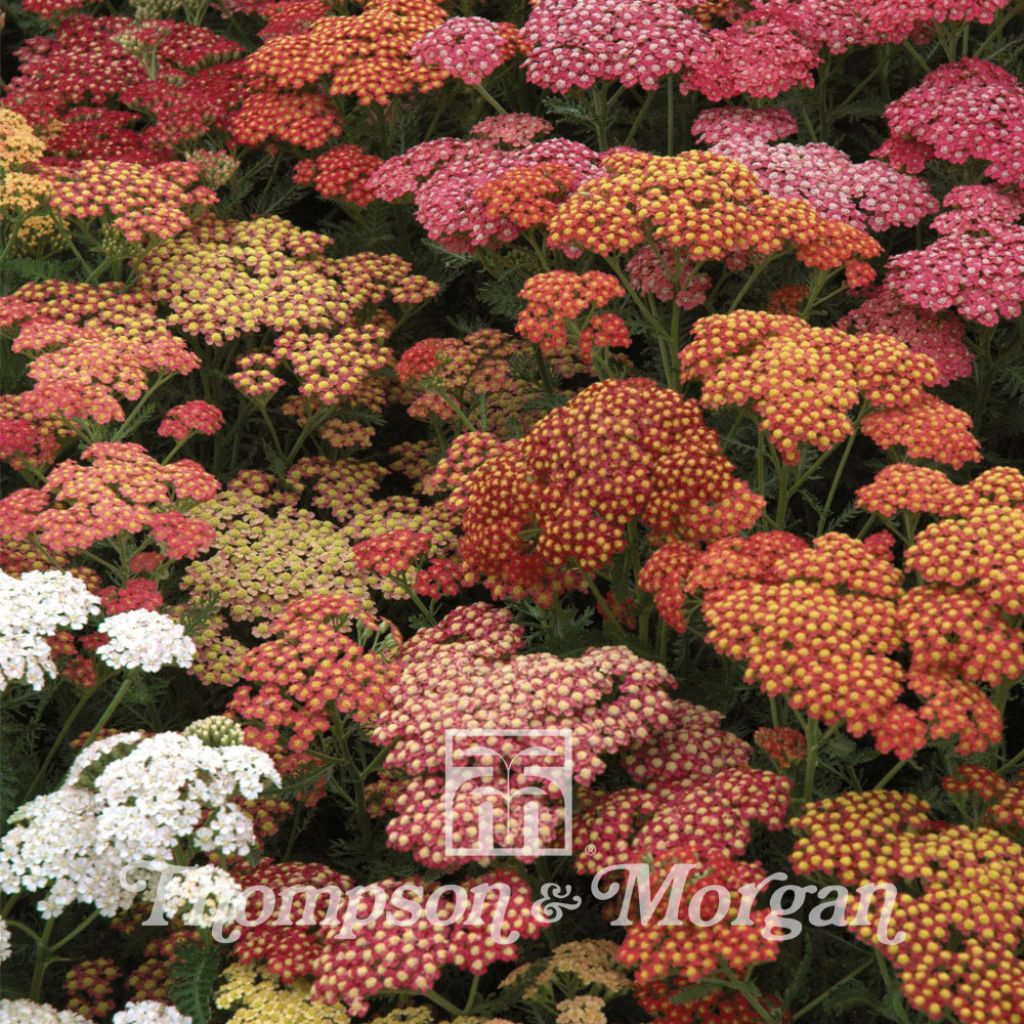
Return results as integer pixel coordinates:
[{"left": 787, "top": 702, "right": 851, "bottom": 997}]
[{"left": 584, "top": 843, "right": 597, "bottom": 856}]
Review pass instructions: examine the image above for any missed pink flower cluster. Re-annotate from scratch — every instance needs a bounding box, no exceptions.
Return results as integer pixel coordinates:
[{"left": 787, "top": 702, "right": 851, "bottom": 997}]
[
  {"left": 875, "top": 58, "right": 1024, "bottom": 187},
  {"left": 884, "top": 184, "right": 1024, "bottom": 326},
  {"left": 411, "top": 16, "right": 522, "bottom": 85},
  {"left": 708, "top": 135, "right": 938, "bottom": 233},
  {"left": 368, "top": 120, "right": 603, "bottom": 251},
  {"left": 521, "top": 0, "right": 704, "bottom": 93}
]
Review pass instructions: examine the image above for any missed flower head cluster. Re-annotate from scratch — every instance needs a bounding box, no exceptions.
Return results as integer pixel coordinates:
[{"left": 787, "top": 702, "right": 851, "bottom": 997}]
[
  {"left": 0, "top": 569, "right": 100, "bottom": 693},
  {"left": 875, "top": 58, "right": 1024, "bottom": 187},
  {"left": 230, "top": 592, "right": 399, "bottom": 752},
  {"left": 312, "top": 869, "right": 545, "bottom": 1015},
  {"left": 64, "top": 958, "right": 121, "bottom": 1020},
  {"left": 856, "top": 463, "right": 1024, "bottom": 519},
  {"left": 883, "top": 185, "right": 1024, "bottom": 327},
  {"left": 680, "top": 19, "right": 820, "bottom": 101},
  {"left": 411, "top": 17, "right": 522, "bottom": 85},
  {"left": 791, "top": 791, "right": 1024, "bottom": 1024},
  {"left": 95, "top": 609, "right": 196, "bottom": 672},
  {"left": 682, "top": 311, "right": 979, "bottom": 465},
  {"left": 547, "top": 150, "right": 881, "bottom": 281},
  {"left": 459, "top": 378, "right": 763, "bottom": 601},
  {"left": 228, "top": 89, "right": 343, "bottom": 149},
  {"left": 0, "top": 731, "right": 279, "bottom": 918},
  {"left": 216, "top": 963, "right": 352, "bottom": 1024},
  {"left": 0, "top": 443, "right": 219, "bottom": 555},
  {"left": 293, "top": 146, "right": 383, "bottom": 206},
  {"left": 521, "top": 0, "right": 704, "bottom": 93},
  {"left": 517, "top": 271, "right": 630, "bottom": 364},
  {"left": 245, "top": 0, "right": 448, "bottom": 106},
  {"left": 839, "top": 288, "right": 972, "bottom": 386},
  {"left": 370, "top": 603, "right": 677, "bottom": 867},
  {"left": 370, "top": 131, "right": 603, "bottom": 253},
  {"left": 501, "top": 940, "right": 632, "bottom": 1001},
  {"left": 691, "top": 106, "right": 798, "bottom": 146},
  {"left": 158, "top": 401, "right": 225, "bottom": 441},
  {"left": 183, "top": 484, "right": 371, "bottom": 634},
  {"left": 9, "top": 314, "right": 199, "bottom": 427},
  {"left": 753, "top": 727, "right": 806, "bottom": 768},
  {"left": 707, "top": 137, "right": 937, "bottom": 233},
  {"left": 43, "top": 160, "right": 216, "bottom": 243}
]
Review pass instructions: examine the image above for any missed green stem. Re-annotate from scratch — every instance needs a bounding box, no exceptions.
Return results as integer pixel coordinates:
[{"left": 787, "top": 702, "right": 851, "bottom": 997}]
[
  {"left": 49, "top": 910, "right": 100, "bottom": 953},
  {"left": 24, "top": 686, "right": 97, "bottom": 800},
  {"left": 873, "top": 759, "right": 909, "bottom": 790},
  {"left": 816, "top": 429, "right": 858, "bottom": 535},
  {"left": 792, "top": 962, "right": 871, "bottom": 1022},
  {"left": 78, "top": 670, "right": 138, "bottom": 751},
  {"left": 472, "top": 82, "right": 507, "bottom": 115},
  {"left": 29, "top": 918, "right": 56, "bottom": 1000}
]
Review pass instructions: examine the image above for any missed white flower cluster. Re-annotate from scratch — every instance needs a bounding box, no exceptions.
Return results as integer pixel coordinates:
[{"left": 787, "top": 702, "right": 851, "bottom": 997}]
[
  {"left": 0, "top": 917, "right": 10, "bottom": 963},
  {"left": 0, "top": 570, "right": 100, "bottom": 693},
  {"left": 0, "top": 1000, "right": 89, "bottom": 1024},
  {"left": 162, "top": 864, "right": 244, "bottom": 928},
  {"left": 0, "top": 732, "right": 279, "bottom": 918},
  {"left": 95, "top": 610, "right": 196, "bottom": 673},
  {"left": 111, "top": 1002, "right": 192, "bottom": 1024},
  {"left": 0, "top": 1001, "right": 191, "bottom": 1024}
]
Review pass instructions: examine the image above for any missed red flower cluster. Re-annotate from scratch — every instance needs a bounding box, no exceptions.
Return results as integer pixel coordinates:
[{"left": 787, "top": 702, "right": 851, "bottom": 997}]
[
  {"left": 158, "top": 401, "right": 225, "bottom": 441},
  {"left": 293, "top": 145, "right": 383, "bottom": 205},
  {"left": 517, "top": 271, "right": 630, "bottom": 364},
  {"left": 459, "top": 378, "right": 764, "bottom": 601}
]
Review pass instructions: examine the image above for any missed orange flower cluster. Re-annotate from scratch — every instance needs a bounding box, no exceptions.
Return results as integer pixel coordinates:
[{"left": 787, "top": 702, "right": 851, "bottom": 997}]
[
  {"left": 43, "top": 160, "right": 217, "bottom": 242},
  {"left": 546, "top": 150, "right": 881, "bottom": 280},
  {"left": 0, "top": 442, "right": 219, "bottom": 554},
  {"left": 0, "top": 109, "right": 53, "bottom": 243},
  {"left": 681, "top": 310, "right": 978, "bottom": 466},
  {"left": 476, "top": 161, "right": 580, "bottom": 231},
  {"left": 245, "top": 0, "right": 448, "bottom": 105},
  {"left": 637, "top": 983, "right": 784, "bottom": 1024},
  {"left": 230, "top": 592, "right": 399, "bottom": 752},
  {"left": 228, "top": 89, "right": 343, "bottom": 149},
  {"left": 856, "top": 464, "right": 1024, "bottom": 518},
  {"left": 517, "top": 271, "right": 631, "bottom": 364},
  {"left": 791, "top": 791, "right": 1024, "bottom": 1024},
  {"left": 459, "top": 378, "right": 764, "bottom": 601},
  {"left": 293, "top": 145, "right": 383, "bottom": 205},
  {"left": 694, "top": 525, "right": 1017, "bottom": 760},
  {"left": 11, "top": 315, "right": 198, "bottom": 427}
]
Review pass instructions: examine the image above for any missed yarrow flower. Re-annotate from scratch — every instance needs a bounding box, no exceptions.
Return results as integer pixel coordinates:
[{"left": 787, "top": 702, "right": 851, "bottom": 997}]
[
  {"left": 791, "top": 791, "right": 1024, "bottom": 1024},
  {"left": 516, "top": 271, "right": 631, "bottom": 364},
  {"left": 369, "top": 130, "right": 603, "bottom": 253},
  {"left": 0, "top": 731, "right": 279, "bottom": 918},
  {"left": 681, "top": 310, "right": 980, "bottom": 466},
  {"left": 95, "top": 609, "right": 196, "bottom": 672},
  {"left": 875, "top": 58, "right": 1024, "bottom": 187},
  {"left": 411, "top": 17, "right": 522, "bottom": 85},
  {"left": 369, "top": 603, "right": 678, "bottom": 868},
  {"left": 158, "top": 401, "right": 225, "bottom": 441},
  {"left": 458, "top": 378, "right": 764, "bottom": 602},
  {"left": 244, "top": 0, "right": 449, "bottom": 106},
  {"left": 0, "top": 442, "right": 219, "bottom": 555},
  {"left": 521, "top": 0, "right": 705, "bottom": 93},
  {"left": 312, "top": 869, "right": 546, "bottom": 1015},
  {"left": 691, "top": 106, "right": 798, "bottom": 146},
  {"left": 161, "top": 864, "right": 244, "bottom": 928},
  {"left": 228, "top": 89, "right": 343, "bottom": 149},
  {"left": 0, "top": 569, "right": 100, "bottom": 692},
  {"left": 293, "top": 146, "right": 383, "bottom": 205},
  {"left": 883, "top": 184, "right": 1024, "bottom": 327},
  {"left": 229, "top": 592, "right": 399, "bottom": 753},
  {"left": 216, "top": 963, "right": 351, "bottom": 1024},
  {"left": 546, "top": 150, "right": 881, "bottom": 283},
  {"left": 839, "top": 287, "right": 973, "bottom": 386}
]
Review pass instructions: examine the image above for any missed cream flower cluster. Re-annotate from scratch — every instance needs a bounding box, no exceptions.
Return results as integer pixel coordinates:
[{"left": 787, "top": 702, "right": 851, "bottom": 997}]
[
  {"left": 95, "top": 610, "right": 197, "bottom": 672},
  {"left": 0, "top": 570, "right": 100, "bottom": 693},
  {"left": 0, "top": 732, "right": 279, "bottom": 918}
]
